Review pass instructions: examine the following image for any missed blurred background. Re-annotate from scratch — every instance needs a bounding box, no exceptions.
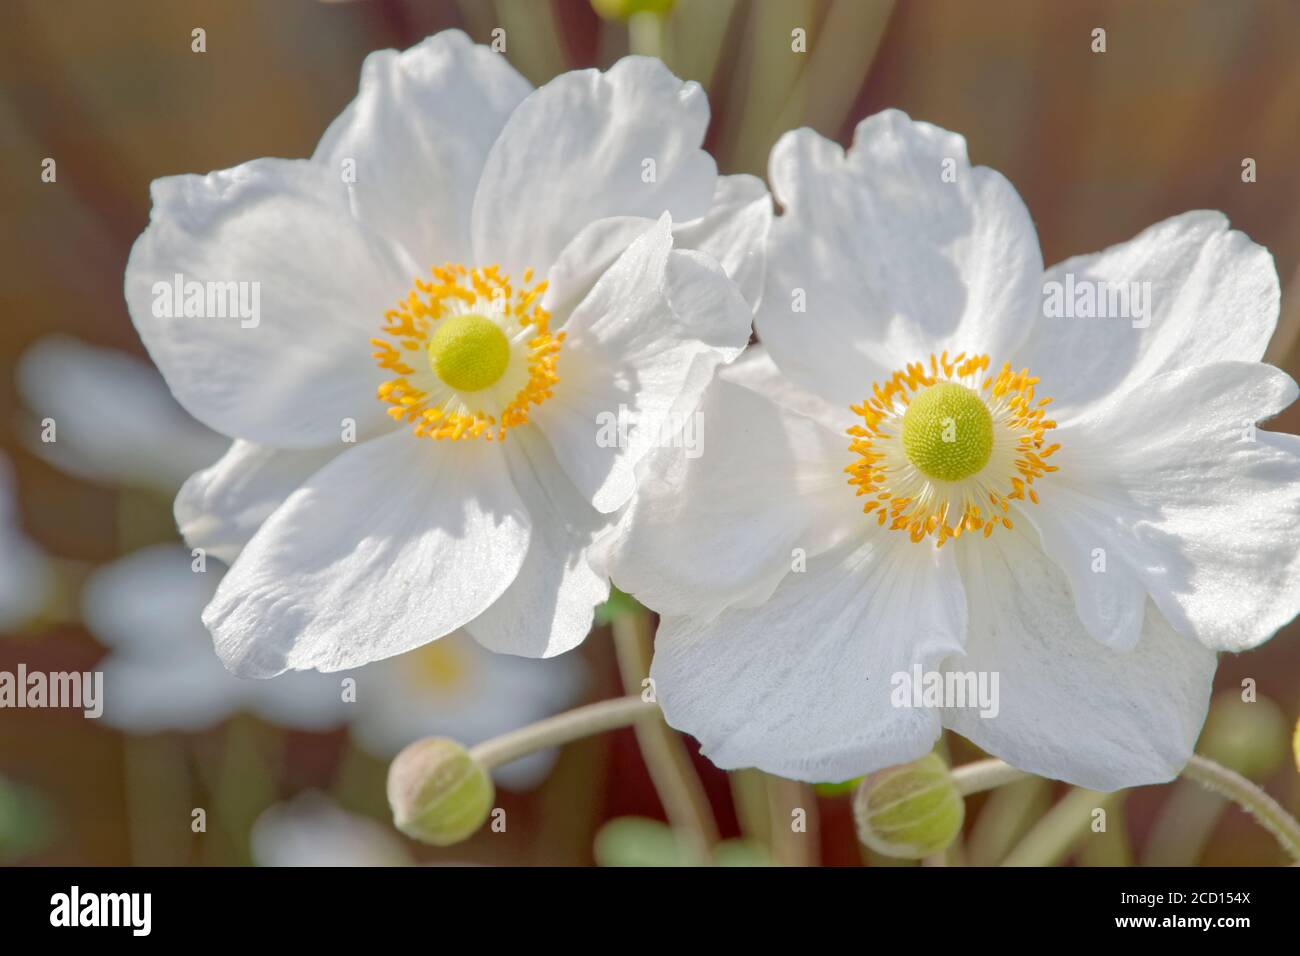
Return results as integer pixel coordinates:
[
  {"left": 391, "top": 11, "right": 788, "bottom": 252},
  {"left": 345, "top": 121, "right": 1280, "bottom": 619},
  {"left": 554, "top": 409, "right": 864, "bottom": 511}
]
[{"left": 1, "top": 0, "right": 1298, "bottom": 866}]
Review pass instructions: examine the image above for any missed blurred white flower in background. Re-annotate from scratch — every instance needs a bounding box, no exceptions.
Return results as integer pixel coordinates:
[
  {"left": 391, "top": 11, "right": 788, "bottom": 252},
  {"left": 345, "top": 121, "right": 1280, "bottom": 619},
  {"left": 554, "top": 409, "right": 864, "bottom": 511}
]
[
  {"left": 82, "top": 544, "right": 348, "bottom": 732},
  {"left": 350, "top": 629, "right": 587, "bottom": 790},
  {"left": 251, "top": 792, "right": 412, "bottom": 867},
  {"left": 0, "top": 453, "right": 54, "bottom": 631},
  {"left": 16, "top": 335, "right": 226, "bottom": 495}
]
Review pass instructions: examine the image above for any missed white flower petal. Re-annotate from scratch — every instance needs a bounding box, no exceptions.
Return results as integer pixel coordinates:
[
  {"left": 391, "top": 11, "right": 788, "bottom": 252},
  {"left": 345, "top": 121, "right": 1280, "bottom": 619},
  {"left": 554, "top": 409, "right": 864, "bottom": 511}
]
[
  {"left": 125, "top": 158, "right": 410, "bottom": 447},
  {"left": 470, "top": 56, "right": 716, "bottom": 278},
  {"left": 756, "top": 111, "right": 1043, "bottom": 408},
  {"left": 534, "top": 216, "right": 751, "bottom": 513},
  {"left": 1051, "top": 361, "right": 1300, "bottom": 652},
  {"left": 175, "top": 440, "right": 342, "bottom": 565},
  {"left": 205, "top": 430, "right": 531, "bottom": 676},
  {"left": 1018, "top": 485, "right": 1149, "bottom": 651},
  {"left": 652, "top": 536, "right": 965, "bottom": 783},
  {"left": 1025, "top": 212, "right": 1280, "bottom": 417},
  {"left": 313, "top": 31, "right": 532, "bottom": 267},
  {"left": 665, "top": 174, "right": 773, "bottom": 311},
  {"left": 542, "top": 174, "right": 773, "bottom": 326},
  {"left": 17, "top": 336, "right": 226, "bottom": 494},
  {"left": 944, "top": 529, "right": 1216, "bottom": 790},
  {"left": 463, "top": 429, "right": 609, "bottom": 657},
  {"left": 600, "top": 356, "right": 861, "bottom": 619}
]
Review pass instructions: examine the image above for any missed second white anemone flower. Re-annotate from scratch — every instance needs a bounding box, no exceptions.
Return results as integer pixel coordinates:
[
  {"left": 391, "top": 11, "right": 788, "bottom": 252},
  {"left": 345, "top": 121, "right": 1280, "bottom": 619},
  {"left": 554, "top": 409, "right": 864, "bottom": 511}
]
[
  {"left": 125, "top": 31, "right": 765, "bottom": 674},
  {"left": 599, "top": 110, "right": 1300, "bottom": 791}
]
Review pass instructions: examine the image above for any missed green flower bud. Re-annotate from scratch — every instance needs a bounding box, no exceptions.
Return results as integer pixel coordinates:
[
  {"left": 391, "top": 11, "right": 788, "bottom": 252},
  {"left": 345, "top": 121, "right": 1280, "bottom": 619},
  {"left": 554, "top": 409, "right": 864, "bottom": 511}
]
[
  {"left": 386, "top": 737, "right": 493, "bottom": 846},
  {"left": 853, "top": 753, "right": 964, "bottom": 860},
  {"left": 1198, "top": 692, "right": 1288, "bottom": 782},
  {"left": 590, "top": 0, "right": 675, "bottom": 21}
]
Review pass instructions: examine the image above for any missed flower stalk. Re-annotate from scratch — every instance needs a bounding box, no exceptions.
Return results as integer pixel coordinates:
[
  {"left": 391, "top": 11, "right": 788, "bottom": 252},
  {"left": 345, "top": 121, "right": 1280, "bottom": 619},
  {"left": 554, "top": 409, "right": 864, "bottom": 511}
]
[
  {"left": 611, "top": 609, "right": 720, "bottom": 863},
  {"left": 952, "top": 755, "right": 1300, "bottom": 864},
  {"left": 1181, "top": 754, "right": 1300, "bottom": 862},
  {"left": 469, "top": 695, "right": 658, "bottom": 770}
]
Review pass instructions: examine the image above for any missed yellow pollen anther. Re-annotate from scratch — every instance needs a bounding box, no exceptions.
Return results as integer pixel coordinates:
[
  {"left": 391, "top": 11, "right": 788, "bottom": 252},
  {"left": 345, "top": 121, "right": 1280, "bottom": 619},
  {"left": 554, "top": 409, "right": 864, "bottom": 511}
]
[{"left": 844, "top": 351, "right": 1060, "bottom": 546}]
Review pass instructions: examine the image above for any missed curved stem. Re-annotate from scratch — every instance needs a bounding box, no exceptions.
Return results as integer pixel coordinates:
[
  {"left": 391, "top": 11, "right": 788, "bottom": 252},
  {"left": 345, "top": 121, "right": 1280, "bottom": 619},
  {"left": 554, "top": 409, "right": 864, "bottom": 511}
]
[
  {"left": 1001, "top": 788, "right": 1116, "bottom": 867},
  {"left": 469, "top": 695, "right": 657, "bottom": 770},
  {"left": 950, "top": 755, "right": 1300, "bottom": 864},
  {"left": 951, "top": 758, "right": 1031, "bottom": 796},
  {"left": 612, "top": 610, "right": 719, "bottom": 863},
  {"left": 1181, "top": 754, "right": 1300, "bottom": 862}
]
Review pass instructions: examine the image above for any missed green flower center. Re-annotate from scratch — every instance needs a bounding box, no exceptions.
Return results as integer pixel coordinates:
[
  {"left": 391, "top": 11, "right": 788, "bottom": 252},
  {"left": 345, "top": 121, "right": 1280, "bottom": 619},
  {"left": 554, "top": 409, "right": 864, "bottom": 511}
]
[
  {"left": 427, "top": 314, "right": 510, "bottom": 392},
  {"left": 900, "top": 381, "right": 993, "bottom": 482}
]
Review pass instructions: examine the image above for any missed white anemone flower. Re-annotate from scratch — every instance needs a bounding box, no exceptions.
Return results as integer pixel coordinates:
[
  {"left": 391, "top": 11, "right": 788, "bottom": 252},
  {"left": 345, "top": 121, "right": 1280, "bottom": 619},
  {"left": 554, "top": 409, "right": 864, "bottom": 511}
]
[
  {"left": 251, "top": 793, "right": 413, "bottom": 867},
  {"left": 599, "top": 110, "right": 1300, "bottom": 791},
  {"left": 16, "top": 336, "right": 227, "bottom": 496},
  {"left": 0, "top": 454, "right": 54, "bottom": 631},
  {"left": 124, "top": 30, "right": 765, "bottom": 675}
]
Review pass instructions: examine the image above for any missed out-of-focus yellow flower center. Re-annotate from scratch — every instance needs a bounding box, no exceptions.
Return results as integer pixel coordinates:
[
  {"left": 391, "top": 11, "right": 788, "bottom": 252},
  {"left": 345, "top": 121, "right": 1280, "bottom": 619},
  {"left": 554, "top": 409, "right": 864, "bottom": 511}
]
[
  {"left": 846, "top": 351, "right": 1060, "bottom": 546},
  {"left": 428, "top": 313, "right": 511, "bottom": 392},
  {"left": 371, "top": 264, "right": 563, "bottom": 441},
  {"left": 409, "top": 639, "right": 471, "bottom": 693}
]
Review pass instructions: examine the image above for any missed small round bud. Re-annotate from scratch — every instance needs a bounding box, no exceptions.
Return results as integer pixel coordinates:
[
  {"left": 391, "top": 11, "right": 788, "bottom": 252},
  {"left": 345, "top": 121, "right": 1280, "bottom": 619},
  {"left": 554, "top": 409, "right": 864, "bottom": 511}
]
[
  {"left": 853, "top": 753, "right": 964, "bottom": 860},
  {"left": 590, "top": 0, "right": 675, "bottom": 21},
  {"left": 387, "top": 737, "right": 494, "bottom": 846},
  {"left": 1198, "top": 692, "right": 1288, "bottom": 782}
]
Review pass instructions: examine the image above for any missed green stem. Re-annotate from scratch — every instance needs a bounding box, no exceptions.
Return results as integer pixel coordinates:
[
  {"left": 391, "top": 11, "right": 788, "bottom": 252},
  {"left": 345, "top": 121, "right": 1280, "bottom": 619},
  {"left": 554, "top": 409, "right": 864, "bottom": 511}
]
[
  {"left": 764, "top": 774, "right": 818, "bottom": 866},
  {"left": 1001, "top": 788, "right": 1116, "bottom": 867},
  {"left": 951, "top": 755, "right": 1300, "bottom": 865},
  {"left": 612, "top": 610, "right": 719, "bottom": 863},
  {"left": 951, "top": 758, "right": 1031, "bottom": 796},
  {"left": 469, "top": 695, "right": 657, "bottom": 770},
  {"left": 1181, "top": 754, "right": 1300, "bottom": 862},
  {"left": 627, "top": 10, "right": 668, "bottom": 62}
]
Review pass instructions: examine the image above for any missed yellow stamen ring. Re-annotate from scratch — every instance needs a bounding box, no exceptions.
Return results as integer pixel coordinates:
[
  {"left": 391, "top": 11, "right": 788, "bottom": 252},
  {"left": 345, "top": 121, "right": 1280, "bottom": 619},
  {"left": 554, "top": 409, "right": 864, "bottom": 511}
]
[
  {"left": 845, "top": 351, "right": 1059, "bottom": 546},
  {"left": 371, "top": 264, "right": 562, "bottom": 441}
]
